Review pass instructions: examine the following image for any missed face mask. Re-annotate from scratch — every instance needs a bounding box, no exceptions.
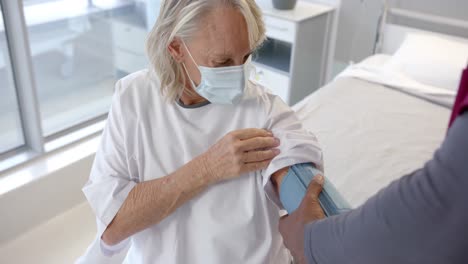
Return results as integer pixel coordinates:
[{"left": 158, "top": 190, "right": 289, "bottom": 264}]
[{"left": 182, "top": 42, "right": 252, "bottom": 105}]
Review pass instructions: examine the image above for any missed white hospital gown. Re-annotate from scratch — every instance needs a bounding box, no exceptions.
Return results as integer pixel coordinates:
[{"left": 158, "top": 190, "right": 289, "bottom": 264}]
[{"left": 77, "top": 69, "right": 322, "bottom": 264}]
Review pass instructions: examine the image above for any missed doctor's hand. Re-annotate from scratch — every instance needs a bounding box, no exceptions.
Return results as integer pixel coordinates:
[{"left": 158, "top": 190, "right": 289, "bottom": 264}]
[
  {"left": 201, "top": 128, "right": 280, "bottom": 183},
  {"left": 279, "top": 175, "right": 326, "bottom": 264}
]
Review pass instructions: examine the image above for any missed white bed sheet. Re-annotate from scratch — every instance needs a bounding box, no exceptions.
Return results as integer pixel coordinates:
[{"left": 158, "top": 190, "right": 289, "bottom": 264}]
[{"left": 293, "top": 75, "right": 451, "bottom": 207}]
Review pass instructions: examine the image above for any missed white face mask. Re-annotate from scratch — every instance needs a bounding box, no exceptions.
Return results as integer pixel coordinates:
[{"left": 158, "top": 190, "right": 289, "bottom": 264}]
[{"left": 182, "top": 42, "right": 253, "bottom": 105}]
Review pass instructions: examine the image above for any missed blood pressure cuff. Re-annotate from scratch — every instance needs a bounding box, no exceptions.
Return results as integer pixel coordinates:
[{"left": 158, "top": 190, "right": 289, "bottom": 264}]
[{"left": 279, "top": 163, "right": 352, "bottom": 216}]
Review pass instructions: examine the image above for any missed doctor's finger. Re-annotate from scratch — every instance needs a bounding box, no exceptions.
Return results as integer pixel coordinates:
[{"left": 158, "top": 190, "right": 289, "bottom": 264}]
[
  {"left": 243, "top": 149, "right": 280, "bottom": 163},
  {"left": 232, "top": 128, "right": 273, "bottom": 140},
  {"left": 305, "top": 175, "right": 325, "bottom": 201},
  {"left": 239, "top": 136, "right": 280, "bottom": 151}
]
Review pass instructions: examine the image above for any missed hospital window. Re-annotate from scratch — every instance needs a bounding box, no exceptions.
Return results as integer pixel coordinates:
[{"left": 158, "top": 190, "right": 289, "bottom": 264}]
[
  {"left": 23, "top": 0, "right": 159, "bottom": 137},
  {"left": 0, "top": 5, "right": 26, "bottom": 154},
  {"left": 0, "top": 0, "right": 160, "bottom": 169}
]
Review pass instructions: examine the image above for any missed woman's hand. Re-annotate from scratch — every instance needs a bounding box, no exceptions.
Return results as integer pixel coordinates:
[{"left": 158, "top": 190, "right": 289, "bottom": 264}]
[{"left": 201, "top": 128, "right": 281, "bottom": 183}]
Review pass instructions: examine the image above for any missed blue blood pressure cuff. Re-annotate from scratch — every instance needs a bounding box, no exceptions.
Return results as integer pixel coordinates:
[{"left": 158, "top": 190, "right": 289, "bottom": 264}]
[{"left": 279, "top": 163, "right": 352, "bottom": 216}]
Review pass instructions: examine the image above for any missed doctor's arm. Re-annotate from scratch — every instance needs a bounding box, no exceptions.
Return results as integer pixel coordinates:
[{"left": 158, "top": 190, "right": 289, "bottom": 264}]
[{"left": 282, "top": 113, "right": 468, "bottom": 264}]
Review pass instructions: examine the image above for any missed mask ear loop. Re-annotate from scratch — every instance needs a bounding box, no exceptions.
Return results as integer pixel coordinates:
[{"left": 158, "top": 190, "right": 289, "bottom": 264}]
[
  {"left": 179, "top": 63, "right": 199, "bottom": 100},
  {"left": 181, "top": 63, "right": 198, "bottom": 90},
  {"left": 181, "top": 41, "right": 201, "bottom": 88},
  {"left": 182, "top": 41, "right": 199, "bottom": 67},
  {"left": 179, "top": 41, "right": 201, "bottom": 99}
]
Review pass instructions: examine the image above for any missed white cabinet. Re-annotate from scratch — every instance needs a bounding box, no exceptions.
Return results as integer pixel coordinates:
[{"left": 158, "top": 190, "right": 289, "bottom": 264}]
[
  {"left": 263, "top": 16, "right": 296, "bottom": 43},
  {"left": 252, "top": 63, "right": 290, "bottom": 102},
  {"left": 112, "top": 20, "right": 147, "bottom": 52},
  {"left": 111, "top": 17, "right": 149, "bottom": 75},
  {"left": 110, "top": 0, "right": 161, "bottom": 76},
  {"left": 252, "top": 1, "right": 336, "bottom": 105}
]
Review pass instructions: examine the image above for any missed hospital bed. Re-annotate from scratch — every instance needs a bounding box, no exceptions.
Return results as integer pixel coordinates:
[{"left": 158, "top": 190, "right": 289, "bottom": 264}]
[{"left": 292, "top": 4, "right": 468, "bottom": 208}]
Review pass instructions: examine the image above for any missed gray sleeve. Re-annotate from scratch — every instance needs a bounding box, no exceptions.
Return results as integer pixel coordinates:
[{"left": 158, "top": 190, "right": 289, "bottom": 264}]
[{"left": 304, "top": 112, "right": 468, "bottom": 264}]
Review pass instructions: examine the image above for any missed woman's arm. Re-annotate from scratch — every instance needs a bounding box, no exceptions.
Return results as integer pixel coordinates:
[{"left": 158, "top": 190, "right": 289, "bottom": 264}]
[
  {"left": 102, "top": 154, "right": 210, "bottom": 245},
  {"left": 271, "top": 167, "right": 289, "bottom": 194},
  {"left": 261, "top": 93, "right": 323, "bottom": 209}
]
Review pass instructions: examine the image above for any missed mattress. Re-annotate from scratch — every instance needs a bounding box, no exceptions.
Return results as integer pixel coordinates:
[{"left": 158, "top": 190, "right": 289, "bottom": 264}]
[{"left": 292, "top": 77, "right": 451, "bottom": 207}]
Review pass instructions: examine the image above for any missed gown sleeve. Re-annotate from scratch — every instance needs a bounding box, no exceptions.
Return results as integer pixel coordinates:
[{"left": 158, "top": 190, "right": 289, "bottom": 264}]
[
  {"left": 261, "top": 93, "right": 323, "bottom": 208},
  {"left": 82, "top": 80, "right": 138, "bottom": 256}
]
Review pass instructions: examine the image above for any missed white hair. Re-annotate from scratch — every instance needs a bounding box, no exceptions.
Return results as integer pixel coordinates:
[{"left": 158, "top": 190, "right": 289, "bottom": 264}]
[{"left": 145, "top": 0, "right": 266, "bottom": 102}]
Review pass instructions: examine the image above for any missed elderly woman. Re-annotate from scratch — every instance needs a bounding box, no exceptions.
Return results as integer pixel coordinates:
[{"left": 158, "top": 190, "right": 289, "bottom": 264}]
[{"left": 79, "top": 0, "right": 322, "bottom": 263}]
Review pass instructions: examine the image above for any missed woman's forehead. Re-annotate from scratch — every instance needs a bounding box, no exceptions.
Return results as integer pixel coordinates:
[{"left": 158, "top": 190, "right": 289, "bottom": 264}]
[{"left": 194, "top": 7, "right": 250, "bottom": 57}]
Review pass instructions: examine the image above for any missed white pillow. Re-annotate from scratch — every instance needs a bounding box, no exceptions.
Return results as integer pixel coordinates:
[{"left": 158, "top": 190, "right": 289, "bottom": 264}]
[{"left": 386, "top": 33, "right": 468, "bottom": 91}]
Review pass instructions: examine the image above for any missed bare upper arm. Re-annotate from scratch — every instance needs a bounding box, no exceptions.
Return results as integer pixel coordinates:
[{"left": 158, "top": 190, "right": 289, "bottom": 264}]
[{"left": 271, "top": 167, "right": 290, "bottom": 195}]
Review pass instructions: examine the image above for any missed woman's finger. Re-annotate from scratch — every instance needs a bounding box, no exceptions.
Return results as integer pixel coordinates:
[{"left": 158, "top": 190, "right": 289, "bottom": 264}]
[
  {"left": 232, "top": 128, "right": 273, "bottom": 140},
  {"left": 239, "top": 136, "right": 280, "bottom": 152},
  {"left": 243, "top": 149, "right": 280, "bottom": 163},
  {"left": 241, "top": 160, "right": 272, "bottom": 174}
]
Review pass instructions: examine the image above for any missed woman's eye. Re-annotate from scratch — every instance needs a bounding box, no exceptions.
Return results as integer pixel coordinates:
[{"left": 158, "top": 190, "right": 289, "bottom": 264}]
[{"left": 216, "top": 60, "right": 231, "bottom": 66}]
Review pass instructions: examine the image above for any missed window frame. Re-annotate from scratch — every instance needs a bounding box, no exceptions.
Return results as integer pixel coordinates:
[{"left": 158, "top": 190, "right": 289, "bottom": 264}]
[
  {"left": 0, "top": 0, "right": 112, "bottom": 173},
  {"left": 0, "top": 3, "right": 26, "bottom": 155}
]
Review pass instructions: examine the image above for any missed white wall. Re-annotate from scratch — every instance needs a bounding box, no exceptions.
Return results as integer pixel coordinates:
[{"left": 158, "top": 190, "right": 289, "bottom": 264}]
[
  {"left": 333, "top": 0, "right": 382, "bottom": 64},
  {"left": 334, "top": 0, "right": 468, "bottom": 65}
]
